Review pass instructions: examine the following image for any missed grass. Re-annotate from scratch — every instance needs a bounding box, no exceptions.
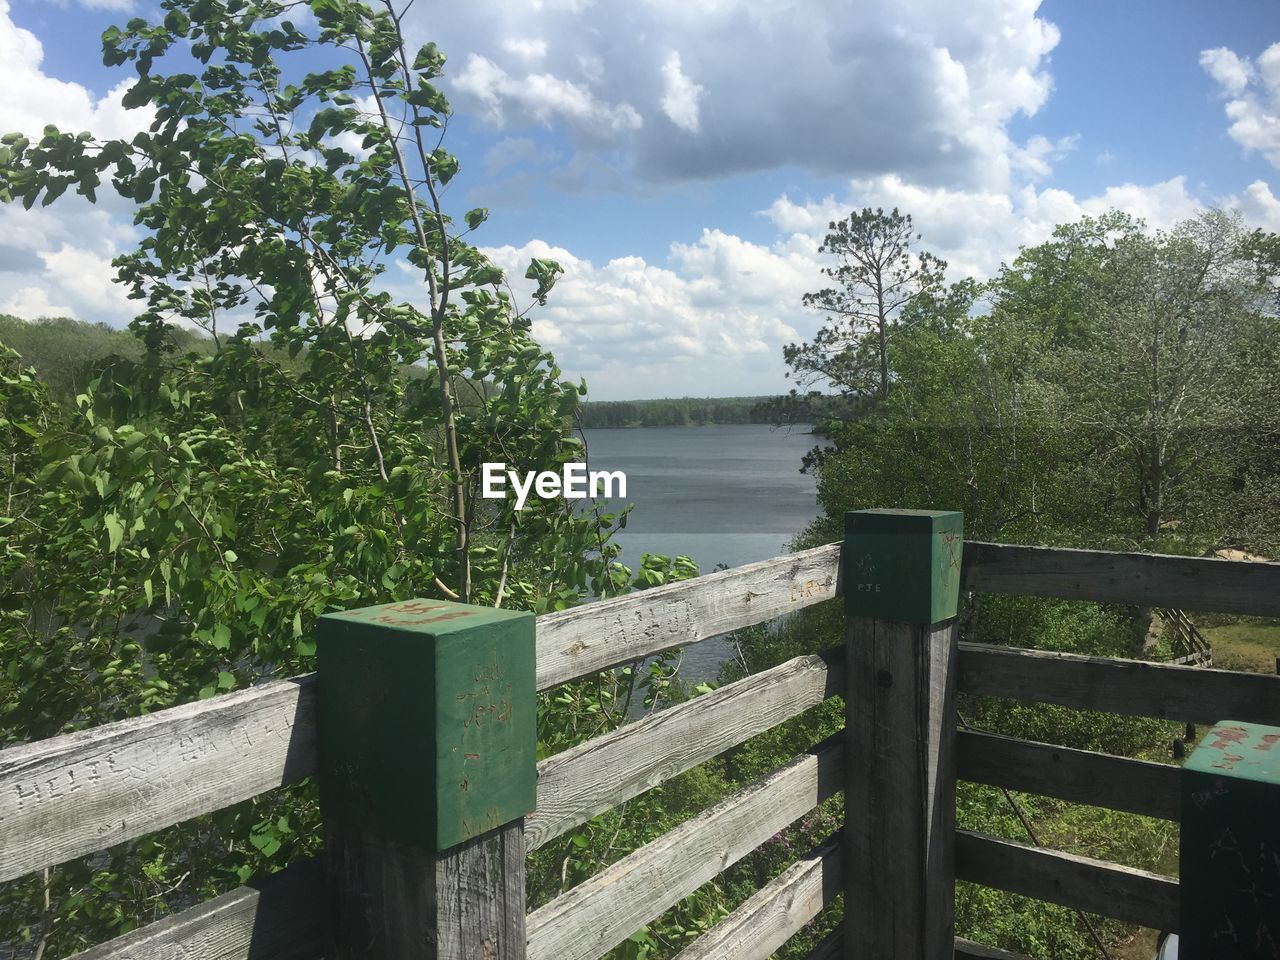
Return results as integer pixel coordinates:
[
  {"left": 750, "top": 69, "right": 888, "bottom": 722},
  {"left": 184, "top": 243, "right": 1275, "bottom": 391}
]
[{"left": 1196, "top": 617, "right": 1280, "bottom": 674}]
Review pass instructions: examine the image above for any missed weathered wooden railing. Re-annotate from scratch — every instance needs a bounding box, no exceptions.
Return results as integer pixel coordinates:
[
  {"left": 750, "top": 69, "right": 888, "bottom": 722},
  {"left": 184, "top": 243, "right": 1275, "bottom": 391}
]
[
  {"left": 2, "top": 513, "right": 1278, "bottom": 960},
  {"left": 1158, "top": 606, "right": 1213, "bottom": 666}
]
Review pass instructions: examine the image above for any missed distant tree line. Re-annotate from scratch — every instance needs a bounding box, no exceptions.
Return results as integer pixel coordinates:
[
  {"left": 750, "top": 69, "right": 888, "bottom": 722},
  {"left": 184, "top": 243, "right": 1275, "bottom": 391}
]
[
  {"left": 578, "top": 393, "right": 843, "bottom": 428},
  {"left": 3, "top": 316, "right": 849, "bottom": 433}
]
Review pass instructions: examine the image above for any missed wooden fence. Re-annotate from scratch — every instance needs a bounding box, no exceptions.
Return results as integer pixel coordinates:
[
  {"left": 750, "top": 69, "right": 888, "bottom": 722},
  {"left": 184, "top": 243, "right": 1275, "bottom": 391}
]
[
  {"left": 1157, "top": 606, "right": 1213, "bottom": 666},
  {"left": 2, "top": 513, "right": 1278, "bottom": 959}
]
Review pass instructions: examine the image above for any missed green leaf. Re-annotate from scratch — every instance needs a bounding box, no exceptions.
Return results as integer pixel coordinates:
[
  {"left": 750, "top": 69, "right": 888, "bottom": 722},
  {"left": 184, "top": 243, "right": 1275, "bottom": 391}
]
[
  {"left": 412, "top": 41, "right": 446, "bottom": 77},
  {"left": 465, "top": 207, "right": 488, "bottom": 230},
  {"left": 163, "top": 10, "right": 190, "bottom": 34},
  {"left": 42, "top": 179, "right": 68, "bottom": 206},
  {"left": 429, "top": 148, "right": 459, "bottom": 185},
  {"left": 525, "top": 257, "right": 564, "bottom": 305},
  {"left": 407, "top": 80, "right": 450, "bottom": 115},
  {"left": 104, "top": 512, "right": 124, "bottom": 552},
  {"left": 211, "top": 624, "right": 231, "bottom": 650}
]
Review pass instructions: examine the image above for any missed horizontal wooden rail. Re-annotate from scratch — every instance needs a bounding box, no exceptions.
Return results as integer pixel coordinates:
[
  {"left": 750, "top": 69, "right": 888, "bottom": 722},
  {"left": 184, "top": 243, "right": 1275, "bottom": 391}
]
[
  {"left": 0, "top": 676, "right": 316, "bottom": 884},
  {"left": 956, "top": 830, "right": 1179, "bottom": 932},
  {"left": 959, "top": 642, "right": 1280, "bottom": 726},
  {"left": 528, "top": 650, "right": 843, "bottom": 851},
  {"left": 535, "top": 543, "right": 841, "bottom": 689},
  {"left": 957, "top": 729, "right": 1180, "bottom": 821},
  {"left": 673, "top": 834, "right": 840, "bottom": 960},
  {"left": 953, "top": 940, "right": 1037, "bottom": 960},
  {"left": 807, "top": 928, "right": 1034, "bottom": 960},
  {"left": 963, "top": 541, "right": 1280, "bottom": 617},
  {"left": 525, "top": 736, "right": 843, "bottom": 960},
  {"left": 0, "top": 548, "right": 840, "bottom": 880},
  {"left": 69, "top": 858, "right": 323, "bottom": 960}
]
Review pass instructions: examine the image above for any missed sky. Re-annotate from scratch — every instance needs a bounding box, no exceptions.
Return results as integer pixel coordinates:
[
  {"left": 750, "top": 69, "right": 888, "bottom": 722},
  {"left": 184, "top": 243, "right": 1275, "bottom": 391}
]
[{"left": 3, "top": 1, "right": 1280, "bottom": 400}]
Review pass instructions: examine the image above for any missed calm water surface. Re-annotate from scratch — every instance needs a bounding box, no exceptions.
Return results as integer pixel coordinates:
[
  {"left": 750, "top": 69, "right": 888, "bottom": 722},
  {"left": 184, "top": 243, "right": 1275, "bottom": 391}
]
[{"left": 581, "top": 423, "right": 821, "bottom": 681}]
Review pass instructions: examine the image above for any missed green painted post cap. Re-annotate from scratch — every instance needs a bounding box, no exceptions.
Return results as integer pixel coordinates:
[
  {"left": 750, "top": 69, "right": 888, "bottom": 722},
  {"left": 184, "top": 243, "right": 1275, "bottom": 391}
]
[
  {"left": 316, "top": 598, "right": 536, "bottom": 852},
  {"left": 1184, "top": 720, "right": 1280, "bottom": 784},
  {"left": 844, "top": 509, "right": 964, "bottom": 623},
  {"left": 1180, "top": 720, "right": 1280, "bottom": 957}
]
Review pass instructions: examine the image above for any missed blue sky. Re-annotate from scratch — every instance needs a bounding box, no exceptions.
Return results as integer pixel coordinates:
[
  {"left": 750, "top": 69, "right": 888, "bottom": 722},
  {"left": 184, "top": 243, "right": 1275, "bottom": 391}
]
[{"left": 3, "top": 0, "right": 1280, "bottom": 399}]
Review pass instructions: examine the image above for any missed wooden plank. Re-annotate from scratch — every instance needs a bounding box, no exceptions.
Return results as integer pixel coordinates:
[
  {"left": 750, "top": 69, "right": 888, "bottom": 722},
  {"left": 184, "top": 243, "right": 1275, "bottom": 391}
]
[
  {"left": 806, "top": 927, "right": 841, "bottom": 960},
  {"left": 958, "top": 642, "right": 1280, "bottom": 726},
  {"left": 844, "top": 618, "right": 957, "bottom": 960},
  {"left": 955, "top": 830, "right": 1179, "bottom": 932},
  {"left": 956, "top": 729, "right": 1180, "bottom": 821},
  {"left": 954, "top": 938, "right": 1036, "bottom": 960},
  {"left": 326, "top": 820, "right": 525, "bottom": 960},
  {"left": 535, "top": 543, "right": 842, "bottom": 689},
  {"left": 672, "top": 834, "right": 840, "bottom": 960},
  {"left": 527, "top": 651, "right": 843, "bottom": 852},
  {"left": 0, "top": 676, "right": 316, "bottom": 883},
  {"left": 69, "top": 858, "right": 324, "bottom": 960},
  {"left": 962, "top": 541, "right": 1280, "bottom": 617},
  {"left": 525, "top": 736, "right": 843, "bottom": 960},
  {"left": 0, "top": 547, "right": 839, "bottom": 883},
  {"left": 809, "top": 928, "right": 1034, "bottom": 960}
]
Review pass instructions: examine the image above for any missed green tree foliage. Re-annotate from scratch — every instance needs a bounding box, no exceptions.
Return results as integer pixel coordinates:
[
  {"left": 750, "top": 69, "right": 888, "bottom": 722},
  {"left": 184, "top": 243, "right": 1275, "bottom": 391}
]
[
  {"left": 0, "top": 315, "right": 153, "bottom": 403},
  {"left": 801, "top": 209, "right": 1280, "bottom": 555},
  {"left": 0, "top": 2, "right": 699, "bottom": 954},
  {"left": 788, "top": 207, "right": 946, "bottom": 401},
  {"left": 1009, "top": 211, "right": 1276, "bottom": 551},
  {"left": 775, "top": 206, "right": 1280, "bottom": 957}
]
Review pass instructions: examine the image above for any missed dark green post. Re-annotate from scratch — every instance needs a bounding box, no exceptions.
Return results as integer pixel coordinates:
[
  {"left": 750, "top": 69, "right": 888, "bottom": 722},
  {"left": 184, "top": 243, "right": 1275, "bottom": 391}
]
[
  {"left": 1180, "top": 720, "right": 1280, "bottom": 958},
  {"left": 843, "top": 509, "right": 963, "bottom": 960},
  {"left": 316, "top": 598, "right": 536, "bottom": 960}
]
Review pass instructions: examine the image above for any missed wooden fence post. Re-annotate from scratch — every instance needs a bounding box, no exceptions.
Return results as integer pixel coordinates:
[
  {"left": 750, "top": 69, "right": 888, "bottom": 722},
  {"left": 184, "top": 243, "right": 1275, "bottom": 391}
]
[
  {"left": 843, "top": 509, "right": 963, "bottom": 960},
  {"left": 316, "top": 598, "right": 536, "bottom": 960},
  {"left": 1180, "top": 720, "right": 1280, "bottom": 959}
]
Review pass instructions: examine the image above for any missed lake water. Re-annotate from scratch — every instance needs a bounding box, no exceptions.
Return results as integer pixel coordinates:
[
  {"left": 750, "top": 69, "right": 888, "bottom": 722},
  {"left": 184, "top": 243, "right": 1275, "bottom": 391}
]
[{"left": 581, "top": 423, "right": 821, "bottom": 682}]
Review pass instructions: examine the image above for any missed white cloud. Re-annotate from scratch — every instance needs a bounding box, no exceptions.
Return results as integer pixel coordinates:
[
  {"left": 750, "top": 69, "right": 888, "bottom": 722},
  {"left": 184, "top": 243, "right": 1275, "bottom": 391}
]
[
  {"left": 0, "top": 285, "right": 73, "bottom": 319},
  {"left": 1013, "top": 134, "right": 1080, "bottom": 180},
  {"left": 761, "top": 174, "right": 1207, "bottom": 283},
  {"left": 39, "top": 244, "right": 133, "bottom": 313},
  {"left": 412, "top": 0, "right": 1061, "bottom": 188},
  {"left": 0, "top": 3, "right": 154, "bottom": 324},
  {"left": 1202, "top": 42, "right": 1280, "bottom": 168},
  {"left": 48, "top": 0, "right": 134, "bottom": 9},
  {"left": 1201, "top": 47, "right": 1254, "bottom": 95},
  {"left": 0, "top": 243, "right": 137, "bottom": 323},
  {"left": 1226, "top": 178, "right": 1280, "bottom": 231},
  {"left": 0, "top": 3, "right": 154, "bottom": 142},
  {"left": 454, "top": 53, "right": 643, "bottom": 138},
  {"left": 473, "top": 233, "right": 814, "bottom": 398},
  {"left": 502, "top": 37, "right": 548, "bottom": 61},
  {"left": 659, "top": 52, "right": 703, "bottom": 133}
]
